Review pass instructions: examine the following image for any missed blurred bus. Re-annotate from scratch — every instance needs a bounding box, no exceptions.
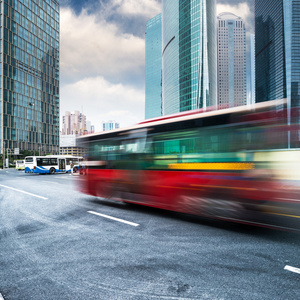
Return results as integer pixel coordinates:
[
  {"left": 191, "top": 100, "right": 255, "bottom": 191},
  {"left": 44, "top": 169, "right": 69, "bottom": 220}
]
[
  {"left": 24, "top": 155, "right": 83, "bottom": 174},
  {"left": 77, "top": 99, "right": 300, "bottom": 230},
  {"left": 15, "top": 160, "right": 25, "bottom": 170}
]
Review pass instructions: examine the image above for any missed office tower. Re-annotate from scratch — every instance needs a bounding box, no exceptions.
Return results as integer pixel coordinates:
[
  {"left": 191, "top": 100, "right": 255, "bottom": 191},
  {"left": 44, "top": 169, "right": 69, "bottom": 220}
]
[
  {"left": 0, "top": 0, "right": 60, "bottom": 155},
  {"left": 59, "top": 134, "right": 85, "bottom": 157},
  {"left": 255, "top": 0, "right": 300, "bottom": 107},
  {"left": 249, "top": 34, "right": 255, "bottom": 105},
  {"left": 217, "top": 13, "right": 247, "bottom": 108},
  {"left": 256, "top": 0, "right": 300, "bottom": 148},
  {"left": 62, "top": 111, "right": 87, "bottom": 136},
  {"left": 162, "top": 0, "right": 217, "bottom": 115},
  {"left": 102, "top": 121, "right": 119, "bottom": 131},
  {"left": 86, "top": 120, "right": 94, "bottom": 134},
  {"left": 145, "top": 14, "right": 162, "bottom": 120}
]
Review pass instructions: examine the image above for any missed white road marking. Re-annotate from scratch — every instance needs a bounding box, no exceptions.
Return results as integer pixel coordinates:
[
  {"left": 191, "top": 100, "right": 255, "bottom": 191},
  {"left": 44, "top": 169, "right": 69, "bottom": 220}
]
[
  {"left": 0, "top": 292, "right": 4, "bottom": 300},
  {"left": 284, "top": 265, "right": 300, "bottom": 274},
  {"left": 88, "top": 211, "right": 139, "bottom": 227},
  {"left": 0, "top": 184, "right": 48, "bottom": 200}
]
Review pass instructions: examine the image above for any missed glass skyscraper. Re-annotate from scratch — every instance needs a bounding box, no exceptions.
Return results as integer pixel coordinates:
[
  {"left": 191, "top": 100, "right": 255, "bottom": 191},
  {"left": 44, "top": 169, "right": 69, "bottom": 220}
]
[
  {"left": 255, "top": 0, "right": 300, "bottom": 108},
  {"left": 0, "top": 0, "right": 59, "bottom": 155},
  {"left": 145, "top": 14, "right": 162, "bottom": 120},
  {"left": 162, "top": 0, "right": 217, "bottom": 115}
]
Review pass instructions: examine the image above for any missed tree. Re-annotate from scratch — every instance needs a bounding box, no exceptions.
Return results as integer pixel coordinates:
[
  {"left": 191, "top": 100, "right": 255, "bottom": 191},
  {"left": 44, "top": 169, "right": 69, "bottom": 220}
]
[{"left": 20, "top": 150, "right": 32, "bottom": 159}]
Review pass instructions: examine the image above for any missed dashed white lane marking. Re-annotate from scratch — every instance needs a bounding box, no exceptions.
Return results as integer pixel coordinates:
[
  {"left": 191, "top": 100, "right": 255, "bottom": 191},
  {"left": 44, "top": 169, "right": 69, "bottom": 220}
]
[
  {"left": 0, "top": 184, "right": 48, "bottom": 200},
  {"left": 88, "top": 211, "right": 139, "bottom": 227},
  {"left": 284, "top": 265, "right": 300, "bottom": 274},
  {"left": 0, "top": 292, "right": 5, "bottom": 299}
]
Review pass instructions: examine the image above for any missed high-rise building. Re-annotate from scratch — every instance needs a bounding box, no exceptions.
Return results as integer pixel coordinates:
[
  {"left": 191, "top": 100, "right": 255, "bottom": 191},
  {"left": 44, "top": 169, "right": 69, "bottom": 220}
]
[
  {"left": 86, "top": 120, "right": 94, "bottom": 134},
  {"left": 0, "top": 0, "right": 60, "bottom": 155},
  {"left": 249, "top": 34, "right": 256, "bottom": 105},
  {"left": 62, "top": 111, "right": 87, "bottom": 136},
  {"left": 255, "top": 0, "right": 300, "bottom": 148},
  {"left": 255, "top": 0, "right": 300, "bottom": 107},
  {"left": 59, "top": 134, "right": 85, "bottom": 157},
  {"left": 217, "top": 13, "right": 247, "bottom": 107},
  {"left": 102, "top": 121, "right": 119, "bottom": 131},
  {"left": 145, "top": 14, "right": 162, "bottom": 120},
  {"left": 162, "top": 0, "right": 217, "bottom": 115}
]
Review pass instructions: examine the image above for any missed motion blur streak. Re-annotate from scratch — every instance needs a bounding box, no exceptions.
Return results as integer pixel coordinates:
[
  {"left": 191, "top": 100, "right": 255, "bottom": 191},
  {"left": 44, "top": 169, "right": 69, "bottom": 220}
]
[{"left": 77, "top": 99, "right": 300, "bottom": 232}]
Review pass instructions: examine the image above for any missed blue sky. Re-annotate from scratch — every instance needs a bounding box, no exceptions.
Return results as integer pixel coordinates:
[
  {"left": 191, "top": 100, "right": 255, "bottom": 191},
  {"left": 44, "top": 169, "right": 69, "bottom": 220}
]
[{"left": 59, "top": 0, "right": 254, "bottom": 131}]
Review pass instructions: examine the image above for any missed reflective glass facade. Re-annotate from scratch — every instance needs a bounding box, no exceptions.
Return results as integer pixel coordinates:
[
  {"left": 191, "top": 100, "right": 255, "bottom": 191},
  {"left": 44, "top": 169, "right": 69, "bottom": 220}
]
[
  {"left": 162, "top": 0, "right": 179, "bottom": 114},
  {"left": 285, "top": 0, "right": 300, "bottom": 108},
  {"left": 249, "top": 34, "right": 255, "bottom": 105},
  {"left": 255, "top": 0, "right": 300, "bottom": 108},
  {"left": 162, "top": 0, "right": 217, "bottom": 115},
  {"left": 0, "top": 0, "right": 59, "bottom": 154},
  {"left": 255, "top": 0, "right": 286, "bottom": 103},
  {"left": 145, "top": 14, "right": 162, "bottom": 120}
]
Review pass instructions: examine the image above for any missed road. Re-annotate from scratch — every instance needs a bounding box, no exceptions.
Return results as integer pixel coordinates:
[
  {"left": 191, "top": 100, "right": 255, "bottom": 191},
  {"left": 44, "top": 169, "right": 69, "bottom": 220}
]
[{"left": 0, "top": 168, "right": 299, "bottom": 299}]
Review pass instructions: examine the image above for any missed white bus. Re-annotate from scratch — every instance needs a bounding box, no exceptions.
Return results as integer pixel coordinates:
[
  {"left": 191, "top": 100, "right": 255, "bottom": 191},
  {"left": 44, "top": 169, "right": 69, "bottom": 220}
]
[
  {"left": 15, "top": 160, "right": 25, "bottom": 170},
  {"left": 24, "top": 155, "right": 83, "bottom": 174}
]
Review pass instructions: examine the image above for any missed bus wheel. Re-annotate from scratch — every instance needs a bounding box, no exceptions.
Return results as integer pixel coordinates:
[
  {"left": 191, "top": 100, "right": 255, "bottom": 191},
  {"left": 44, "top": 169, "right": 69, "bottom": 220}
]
[{"left": 49, "top": 168, "right": 56, "bottom": 175}]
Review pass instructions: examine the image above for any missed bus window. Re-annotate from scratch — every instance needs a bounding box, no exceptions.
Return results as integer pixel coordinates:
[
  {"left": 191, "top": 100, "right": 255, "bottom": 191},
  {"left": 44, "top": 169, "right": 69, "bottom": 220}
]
[{"left": 25, "top": 157, "right": 33, "bottom": 163}]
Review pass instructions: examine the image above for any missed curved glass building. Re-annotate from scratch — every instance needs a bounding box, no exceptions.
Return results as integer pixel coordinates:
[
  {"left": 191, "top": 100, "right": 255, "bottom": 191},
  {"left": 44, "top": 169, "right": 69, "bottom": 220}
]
[
  {"left": 145, "top": 14, "right": 162, "bottom": 120},
  {"left": 162, "top": 0, "right": 217, "bottom": 115}
]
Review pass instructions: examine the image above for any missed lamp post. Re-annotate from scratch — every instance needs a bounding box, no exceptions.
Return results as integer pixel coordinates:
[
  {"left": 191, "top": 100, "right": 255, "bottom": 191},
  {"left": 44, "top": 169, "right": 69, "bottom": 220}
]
[
  {"left": 3, "top": 141, "right": 5, "bottom": 169},
  {"left": 7, "top": 148, "right": 11, "bottom": 167}
]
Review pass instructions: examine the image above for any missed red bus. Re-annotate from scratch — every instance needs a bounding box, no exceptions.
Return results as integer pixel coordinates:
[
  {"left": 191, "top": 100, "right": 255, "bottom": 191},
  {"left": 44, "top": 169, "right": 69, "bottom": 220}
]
[{"left": 77, "top": 99, "right": 300, "bottom": 231}]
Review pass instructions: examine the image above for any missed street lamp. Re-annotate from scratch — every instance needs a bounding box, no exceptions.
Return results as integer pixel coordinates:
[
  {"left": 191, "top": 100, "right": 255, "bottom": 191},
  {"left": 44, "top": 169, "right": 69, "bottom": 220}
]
[
  {"left": 2, "top": 141, "right": 5, "bottom": 169},
  {"left": 7, "top": 148, "right": 11, "bottom": 167}
]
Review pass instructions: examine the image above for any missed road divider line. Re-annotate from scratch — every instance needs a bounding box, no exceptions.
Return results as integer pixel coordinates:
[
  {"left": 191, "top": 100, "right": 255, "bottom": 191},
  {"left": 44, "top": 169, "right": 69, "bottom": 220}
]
[
  {"left": 0, "top": 292, "right": 5, "bottom": 300},
  {"left": 0, "top": 184, "right": 48, "bottom": 200},
  {"left": 88, "top": 211, "right": 139, "bottom": 227},
  {"left": 284, "top": 265, "right": 300, "bottom": 274}
]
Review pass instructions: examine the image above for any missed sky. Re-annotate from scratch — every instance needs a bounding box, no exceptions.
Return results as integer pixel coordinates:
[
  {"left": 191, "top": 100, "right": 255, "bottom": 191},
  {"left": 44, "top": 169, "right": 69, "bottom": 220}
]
[{"left": 60, "top": 0, "right": 254, "bottom": 132}]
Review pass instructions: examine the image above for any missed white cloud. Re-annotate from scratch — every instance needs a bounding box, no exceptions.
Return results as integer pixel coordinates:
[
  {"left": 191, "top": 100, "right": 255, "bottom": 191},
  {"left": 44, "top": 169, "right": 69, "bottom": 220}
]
[
  {"left": 60, "top": 7, "right": 145, "bottom": 83},
  {"left": 60, "top": 6, "right": 147, "bottom": 131},
  {"left": 111, "top": 0, "right": 161, "bottom": 18},
  {"left": 60, "top": 76, "right": 145, "bottom": 131}
]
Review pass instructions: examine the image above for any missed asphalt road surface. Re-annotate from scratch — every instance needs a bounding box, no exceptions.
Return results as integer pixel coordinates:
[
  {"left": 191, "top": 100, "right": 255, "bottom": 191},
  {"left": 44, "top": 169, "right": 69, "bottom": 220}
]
[{"left": 0, "top": 168, "right": 299, "bottom": 299}]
